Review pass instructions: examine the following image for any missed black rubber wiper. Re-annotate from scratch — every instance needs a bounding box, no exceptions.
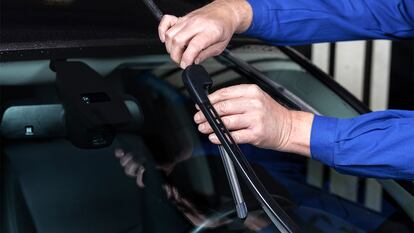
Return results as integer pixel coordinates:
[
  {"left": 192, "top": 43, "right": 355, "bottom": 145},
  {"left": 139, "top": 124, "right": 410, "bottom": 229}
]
[
  {"left": 182, "top": 65, "right": 302, "bottom": 233},
  {"left": 182, "top": 65, "right": 248, "bottom": 220},
  {"left": 139, "top": 0, "right": 303, "bottom": 232}
]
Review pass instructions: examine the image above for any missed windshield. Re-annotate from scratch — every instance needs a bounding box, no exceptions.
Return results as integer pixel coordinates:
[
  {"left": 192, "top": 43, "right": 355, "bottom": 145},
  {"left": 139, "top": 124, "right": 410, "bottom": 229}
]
[{"left": 1, "top": 45, "right": 413, "bottom": 233}]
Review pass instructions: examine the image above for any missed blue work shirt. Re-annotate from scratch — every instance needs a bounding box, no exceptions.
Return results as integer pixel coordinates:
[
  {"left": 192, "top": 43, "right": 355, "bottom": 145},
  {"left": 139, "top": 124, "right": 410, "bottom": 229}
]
[{"left": 243, "top": 0, "right": 414, "bottom": 180}]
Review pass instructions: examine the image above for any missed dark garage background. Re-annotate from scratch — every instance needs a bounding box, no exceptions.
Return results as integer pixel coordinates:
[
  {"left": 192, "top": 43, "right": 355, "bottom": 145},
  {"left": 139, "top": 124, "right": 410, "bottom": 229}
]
[{"left": 294, "top": 40, "right": 414, "bottom": 111}]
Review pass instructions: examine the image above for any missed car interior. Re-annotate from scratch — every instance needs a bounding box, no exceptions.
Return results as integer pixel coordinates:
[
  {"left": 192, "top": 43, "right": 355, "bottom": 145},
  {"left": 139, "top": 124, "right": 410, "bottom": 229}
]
[
  {"left": 1, "top": 51, "right": 414, "bottom": 233},
  {"left": 1, "top": 0, "right": 413, "bottom": 232},
  {"left": 0, "top": 55, "right": 296, "bottom": 233}
]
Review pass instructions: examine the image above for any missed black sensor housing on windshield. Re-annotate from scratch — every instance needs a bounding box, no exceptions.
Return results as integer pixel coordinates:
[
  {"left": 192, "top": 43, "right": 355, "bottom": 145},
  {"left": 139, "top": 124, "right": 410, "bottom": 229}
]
[{"left": 54, "top": 61, "right": 133, "bottom": 149}]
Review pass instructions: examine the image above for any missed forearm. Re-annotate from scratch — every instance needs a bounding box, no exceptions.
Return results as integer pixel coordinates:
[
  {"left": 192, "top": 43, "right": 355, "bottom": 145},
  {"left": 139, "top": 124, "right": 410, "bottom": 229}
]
[
  {"left": 310, "top": 110, "right": 414, "bottom": 180},
  {"left": 242, "top": 0, "right": 414, "bottom": 44}
]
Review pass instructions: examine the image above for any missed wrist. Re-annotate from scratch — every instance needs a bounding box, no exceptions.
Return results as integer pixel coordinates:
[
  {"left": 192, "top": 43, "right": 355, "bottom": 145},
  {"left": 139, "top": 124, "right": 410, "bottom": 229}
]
[
  {"left": 225, "top": 0, "right": 253, "bottom": 33},
  {"left": 281, "top": 111, "right": 314, "bottom": 157}
]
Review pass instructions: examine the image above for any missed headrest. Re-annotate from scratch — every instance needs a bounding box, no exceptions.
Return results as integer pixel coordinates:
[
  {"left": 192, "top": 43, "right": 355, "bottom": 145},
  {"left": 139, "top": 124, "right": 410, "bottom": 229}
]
[{"left": 0, "top": 99, "right": 143, "bottom": 140}]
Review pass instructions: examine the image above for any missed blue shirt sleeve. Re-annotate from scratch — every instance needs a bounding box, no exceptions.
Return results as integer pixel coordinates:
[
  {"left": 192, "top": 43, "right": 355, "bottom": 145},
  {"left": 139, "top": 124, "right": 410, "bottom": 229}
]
[
  {"left": 244, "top": 0, "right": 414, "bottom": 45},
  {"left": 310, "top": 110, "right": 414, "bottom": 180}
]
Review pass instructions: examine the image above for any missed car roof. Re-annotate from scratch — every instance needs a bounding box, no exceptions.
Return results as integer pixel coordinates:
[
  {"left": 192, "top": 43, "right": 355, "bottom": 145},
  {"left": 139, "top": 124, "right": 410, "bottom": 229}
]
[{"left": 1, "top": 0, "right": 208, "bottom": 60}]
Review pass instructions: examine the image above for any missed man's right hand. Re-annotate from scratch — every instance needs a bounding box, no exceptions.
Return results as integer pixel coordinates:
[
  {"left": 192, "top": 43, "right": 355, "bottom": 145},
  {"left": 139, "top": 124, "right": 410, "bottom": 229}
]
[
  {"left": 193, "top": 84, "right": 314, "bottom": 157},
  {"left": 158, "top": 0, "right": 252, "bottom": 69}
]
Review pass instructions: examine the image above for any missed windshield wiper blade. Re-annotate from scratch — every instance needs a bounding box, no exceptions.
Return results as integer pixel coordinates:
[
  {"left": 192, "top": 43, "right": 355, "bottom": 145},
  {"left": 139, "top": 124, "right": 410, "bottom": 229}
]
[
  {"left": 139, "top": 0, "right": 248, "bottom": 220},
  {"left": 182, "top": 65, "right": 302, "bottom": 233},
  {"left": 139, "top": 0, "right": 302, "bottom": 231},
  {"left": 218, "top": 146, "right": 248, "bottom": 219},
  {"left": 181, "top": 64, "right": 248, "bottom": 220}
]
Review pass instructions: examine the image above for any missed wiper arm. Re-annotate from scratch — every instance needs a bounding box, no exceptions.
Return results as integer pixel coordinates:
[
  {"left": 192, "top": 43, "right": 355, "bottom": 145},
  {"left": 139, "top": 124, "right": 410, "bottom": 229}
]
[{"left": 219, "top": 49, "right": 319, "bottom": 113}]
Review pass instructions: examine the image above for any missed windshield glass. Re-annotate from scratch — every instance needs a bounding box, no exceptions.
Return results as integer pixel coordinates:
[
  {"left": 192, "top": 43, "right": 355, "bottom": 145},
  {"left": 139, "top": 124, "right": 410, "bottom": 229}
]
[{"left": 1, "top": 46, "right": 413, "bottom": 233}]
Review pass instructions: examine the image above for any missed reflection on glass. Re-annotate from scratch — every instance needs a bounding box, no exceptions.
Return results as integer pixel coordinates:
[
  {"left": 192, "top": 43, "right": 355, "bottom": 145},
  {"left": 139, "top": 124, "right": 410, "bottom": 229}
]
[{"left": 1, "top": 45, "right": 413, "bottom": 233}]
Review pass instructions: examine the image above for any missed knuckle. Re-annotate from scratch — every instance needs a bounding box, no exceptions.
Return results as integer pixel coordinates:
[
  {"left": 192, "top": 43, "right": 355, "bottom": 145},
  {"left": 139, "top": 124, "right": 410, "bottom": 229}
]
[
  {"left": 211, "top": 25, "right": 223, "bottom": 37},
  {"left": 232, "top": 132, "right": 240, "bottom": 142},
  {"left": 193, "top": 17, "right": 204, "bottom": 26},
  {"left": 257, "top": 100, "right": 265, "bottom": 109},
  {"left": 172, "top": 36, "right": 182, "bottom": 45},
  {"left": 251, "top": 127, "right": 263, "bottom": 145},
  {"left": 162, "top": 14, "right": 171, "bottom": 20},
  {"left": 251, "top": 135, "right": 261, "bottom": 146},
  {"left": 189, "top": 41, "right": 204, "bottom": 53},
  {"left": 218, "top": 87, "right": 230, "bottom": 97},
  {"left": 164, "top": 15, "right": 176, "bottom": 22},
  {"left": 165, "top": 31, "right": 173, "bottom": 40},
  {"left": 248, "top": 85, "right": 261, "bottom": 95},
  {"left": 224, "top": 117, "right": 232, "bottom": 127},
  {"left": 217, "top": 102, "right": 227, "bottom": 114},
  {"left": 250, "top": 99, "right": 263, "bottom": 109}
]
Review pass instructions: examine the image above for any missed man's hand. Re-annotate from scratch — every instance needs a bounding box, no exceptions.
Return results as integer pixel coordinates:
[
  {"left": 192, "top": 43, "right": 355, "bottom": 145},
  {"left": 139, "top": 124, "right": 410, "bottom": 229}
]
[
  {"left": 194, "top": 84, "right": 314, "bottom": 156},
  {"left": 158, "top": 0, "right": 252, "bottom": 69}
]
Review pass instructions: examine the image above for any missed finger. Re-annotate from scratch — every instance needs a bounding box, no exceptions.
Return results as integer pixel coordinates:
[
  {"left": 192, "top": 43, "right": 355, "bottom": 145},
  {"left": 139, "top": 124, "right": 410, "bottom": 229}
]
[
  {"left": 208, "top": 84, "right": 260, "bottom": 105},
  {"left": 172, "top": 186, "right": 182, "bottom": 202},
  {"left": 114, "top": 148, "right": 125, "bottom": 158},
  {"left": 163, "top": 184, "right": 173, "bottom": 199},
  {"left": 120, "top": 153, "right": 133, "bottom": 166},
  {"left": 158, "top": 15, "right": 178, "bottom": 43},
  {"left": 179, "top": 34, "right": 211, "bottom": 68},
  {"left": 198, "top": 114, "right": 249, "bottom": 134},
  {"left": 208, "top": 129, "right": 252, "bottom": 144},
  {"left": 169, "top": 27, "right": 200, "bottom": 66},
  {"left": 194, "top": 98, "right": 252, "bottom": 123},
  {"left": 193, "top": 42, "right": 226, "bottom": 64},
  {"left": 135, "top": 165, "right": 146, "bottom": 188},
  {"left": 164, "top": 20, "right": 188, "bottom": 54},
  {"left": 124, "top": 161, "right": 138, "bottom": 177}
]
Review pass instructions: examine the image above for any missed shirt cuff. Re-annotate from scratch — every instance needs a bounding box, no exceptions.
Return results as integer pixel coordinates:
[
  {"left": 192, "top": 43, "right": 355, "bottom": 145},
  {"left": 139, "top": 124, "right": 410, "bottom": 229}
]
[
  {"left": 243, "top": 0, "right": 272, "bottom": 37},
  {"left": 310, "top": 115, "right": 338, "bottom": 167}
]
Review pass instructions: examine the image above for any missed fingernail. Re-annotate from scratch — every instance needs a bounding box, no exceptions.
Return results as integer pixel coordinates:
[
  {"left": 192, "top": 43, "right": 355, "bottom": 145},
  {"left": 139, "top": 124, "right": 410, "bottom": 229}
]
[
  {"left": 209, "top": 134, "right": 217, "bottom": 141},
  {"left": 198, "top": 124, "right": 204, "bottom": 131},
  {"left": 195, "top": 58, "right": 200, "bottom": 64},
  {"left": 180, "top": 61, "right": 187, "bottom": 69},
  {"left": 194, "top": 113, "right": 200, "bottom": 122}
]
